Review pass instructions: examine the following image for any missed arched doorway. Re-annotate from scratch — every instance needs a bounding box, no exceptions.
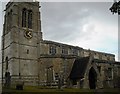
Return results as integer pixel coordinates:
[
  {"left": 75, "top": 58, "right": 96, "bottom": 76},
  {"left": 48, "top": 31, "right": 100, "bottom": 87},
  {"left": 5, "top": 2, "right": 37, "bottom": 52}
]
[{"left": 89, "top": 67, "right": 97, "bottom": 89}]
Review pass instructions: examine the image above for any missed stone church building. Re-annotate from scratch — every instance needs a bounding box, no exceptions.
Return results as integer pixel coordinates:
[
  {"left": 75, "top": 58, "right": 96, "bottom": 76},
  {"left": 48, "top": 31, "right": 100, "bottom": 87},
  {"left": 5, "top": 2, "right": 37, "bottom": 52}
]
[{"left": 1, "top": 1, "right": 120, "bottom": 89}]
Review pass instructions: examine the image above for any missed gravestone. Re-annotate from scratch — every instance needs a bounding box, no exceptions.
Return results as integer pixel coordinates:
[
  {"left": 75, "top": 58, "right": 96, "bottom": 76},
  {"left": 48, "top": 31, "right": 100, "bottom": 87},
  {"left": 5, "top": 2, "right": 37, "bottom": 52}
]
[{"left": 4, "top": 72, "right": 11, "bottom": 88}]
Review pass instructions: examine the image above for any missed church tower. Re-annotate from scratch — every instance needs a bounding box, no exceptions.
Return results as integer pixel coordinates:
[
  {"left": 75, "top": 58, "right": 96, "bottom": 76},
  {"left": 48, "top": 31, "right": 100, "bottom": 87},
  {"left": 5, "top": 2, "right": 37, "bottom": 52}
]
[{"left": 2, "top": 1, "right": 42, "bottom": 85}]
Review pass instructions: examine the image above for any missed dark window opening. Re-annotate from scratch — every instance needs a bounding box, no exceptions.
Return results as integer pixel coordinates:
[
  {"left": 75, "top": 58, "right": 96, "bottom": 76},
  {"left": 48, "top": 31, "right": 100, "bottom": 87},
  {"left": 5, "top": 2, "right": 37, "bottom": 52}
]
[
  {"left": 22, "top": 8, "right": 27, "bottom": 27},
  {"left": 5, "top": 56, "right": 8, "bottom": 70},
  {"left": 49, "top": 46, "right": 56, "bottom": 55},
  {"left": 27, "top": 49, "right": 29, "bottom": 54},
  {"left": 28, "top": 10, "right": 32, "bottom": 29}
]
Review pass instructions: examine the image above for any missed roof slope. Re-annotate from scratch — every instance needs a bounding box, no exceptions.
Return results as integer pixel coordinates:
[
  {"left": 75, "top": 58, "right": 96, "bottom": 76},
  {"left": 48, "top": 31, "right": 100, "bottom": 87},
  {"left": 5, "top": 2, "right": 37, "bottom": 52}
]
[{"left": 69, "top": 56, "right": 90, "bottom": 79}]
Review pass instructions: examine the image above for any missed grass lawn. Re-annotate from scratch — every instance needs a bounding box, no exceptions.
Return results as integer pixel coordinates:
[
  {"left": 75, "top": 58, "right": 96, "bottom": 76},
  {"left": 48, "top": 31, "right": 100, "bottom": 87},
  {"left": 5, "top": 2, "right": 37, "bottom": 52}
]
[{"left": 2, "top": 86, "right": 120, "bottom": 94}]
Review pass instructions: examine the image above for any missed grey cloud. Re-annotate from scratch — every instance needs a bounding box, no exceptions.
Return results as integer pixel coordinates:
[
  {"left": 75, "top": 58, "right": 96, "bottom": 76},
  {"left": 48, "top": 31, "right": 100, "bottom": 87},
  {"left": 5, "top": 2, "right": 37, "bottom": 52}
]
[
  {"left": 41, "top": 2, "right": 93, "bottom": 43},
  {"left": 41, "top": 2, "right": 117, "bottom": 45}
]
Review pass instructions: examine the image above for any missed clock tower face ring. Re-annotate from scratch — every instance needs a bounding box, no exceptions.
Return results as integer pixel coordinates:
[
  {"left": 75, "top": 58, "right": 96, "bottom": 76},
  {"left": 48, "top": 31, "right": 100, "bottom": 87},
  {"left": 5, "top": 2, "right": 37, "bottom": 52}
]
[{"left": 24, "top": 30, "right": 33, "bottom": 39}]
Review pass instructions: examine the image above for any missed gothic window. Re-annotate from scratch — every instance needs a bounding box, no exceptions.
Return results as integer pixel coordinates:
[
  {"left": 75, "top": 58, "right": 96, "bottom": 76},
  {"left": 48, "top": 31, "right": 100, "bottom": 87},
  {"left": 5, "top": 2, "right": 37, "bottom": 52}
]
[
  {"left": 46, "top": 66, "right": 53, "bottom": 84},
  {"left": 108, "top": 68, "right": 112, "bottom": 78},
  {"left": 28, "top": 10, "right": 32, "bottom": 29},
  {"left": 22, "top": 8, "right": 27, "bottom": 27},
  {"left": 22, "top": 9, "right": 32, "bottom": 29},
  {"left": 49, "top": 46, "right": 56, "bottom": 55}
]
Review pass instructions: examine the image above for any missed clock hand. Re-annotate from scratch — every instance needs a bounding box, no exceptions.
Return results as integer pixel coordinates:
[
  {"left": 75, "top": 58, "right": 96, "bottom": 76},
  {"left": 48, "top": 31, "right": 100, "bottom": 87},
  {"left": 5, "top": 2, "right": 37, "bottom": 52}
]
[{"left": 28, "top": 31, "right": 32, "bottom": 38}]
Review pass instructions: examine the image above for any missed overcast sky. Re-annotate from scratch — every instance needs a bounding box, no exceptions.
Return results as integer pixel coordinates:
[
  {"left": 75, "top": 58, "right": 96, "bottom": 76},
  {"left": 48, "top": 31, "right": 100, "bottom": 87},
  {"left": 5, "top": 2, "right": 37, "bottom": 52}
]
[
  {"left": 41, "top": 2, "right": 118, "bottom": 61},
  {"left": 0, "top": 0, "right": 119, "bottom": 62}
]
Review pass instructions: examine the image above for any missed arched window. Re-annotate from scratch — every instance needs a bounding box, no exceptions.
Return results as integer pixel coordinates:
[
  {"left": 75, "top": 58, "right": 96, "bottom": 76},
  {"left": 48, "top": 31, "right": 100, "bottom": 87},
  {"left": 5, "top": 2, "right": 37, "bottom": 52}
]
[
  {"left": 5, "top": 56, "right": 8, "bottom": 70},
  {"left": 28, "top": 10, "right": 32, "bottom": 29},
  {"left": 22, "top": 8, "right": 27, "bottom": 27}
]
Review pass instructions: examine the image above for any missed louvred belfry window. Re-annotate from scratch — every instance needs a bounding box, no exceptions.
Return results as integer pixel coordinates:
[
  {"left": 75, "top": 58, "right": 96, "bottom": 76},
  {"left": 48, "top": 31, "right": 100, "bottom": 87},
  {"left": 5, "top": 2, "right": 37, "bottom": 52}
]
[
  {"left": 22, "top": 8, "right": 27, "bottom": 27},
  {"left": 28, "top": 10, "right": 32, "bottom": 29}
]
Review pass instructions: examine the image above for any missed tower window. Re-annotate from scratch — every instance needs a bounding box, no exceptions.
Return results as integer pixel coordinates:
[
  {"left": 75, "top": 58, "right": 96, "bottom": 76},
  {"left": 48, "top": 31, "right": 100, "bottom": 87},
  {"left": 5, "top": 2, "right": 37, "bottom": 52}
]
[
  {"left": 28, "top": 10, "right": 32, "bottom": 29},
  {"left": 22, "top": 8, "right": 32, "bottom": 29},
  {"left": 5, "top": 56, "right": 8, "bottom": 70},
  {"left": 27, "top": 49, "right": 29, "bottom": 54},
  {"left": 22, "top": 8, "right": 27, "bottom": 27}
]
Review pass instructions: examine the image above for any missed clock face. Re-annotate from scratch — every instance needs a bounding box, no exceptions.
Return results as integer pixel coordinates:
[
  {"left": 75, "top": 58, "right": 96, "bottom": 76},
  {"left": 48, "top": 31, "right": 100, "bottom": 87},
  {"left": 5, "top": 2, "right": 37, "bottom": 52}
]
[{"left": 24, "top": 30, "right": 33, "bottom": 39}]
